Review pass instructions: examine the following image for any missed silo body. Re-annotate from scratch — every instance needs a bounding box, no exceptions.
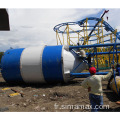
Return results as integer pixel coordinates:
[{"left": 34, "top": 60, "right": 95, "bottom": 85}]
[
  {"left": 1, "top": 45, "right": 87, "bottom": 84},
  {"left": 110, "top": 76, "right": 120, "bottom": 95}
]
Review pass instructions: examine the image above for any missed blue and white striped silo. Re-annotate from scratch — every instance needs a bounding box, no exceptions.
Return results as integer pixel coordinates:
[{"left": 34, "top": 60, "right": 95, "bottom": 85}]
[{"left": 1, "top": 45, "right": 87, "bottom": 84}]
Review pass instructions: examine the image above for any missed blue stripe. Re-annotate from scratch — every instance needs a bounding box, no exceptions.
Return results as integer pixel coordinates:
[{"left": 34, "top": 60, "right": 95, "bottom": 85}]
[
  {"left": 42, "top": 46, "right": 64, "bottom": 83},
  {"left": 1, "top": 48, "right": 24, "bottom": 83}
]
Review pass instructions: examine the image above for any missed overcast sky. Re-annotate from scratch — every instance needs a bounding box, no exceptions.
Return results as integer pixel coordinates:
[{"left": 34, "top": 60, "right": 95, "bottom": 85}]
[{"left": 0, "top": 8, "right": 120, "bottom": 51}]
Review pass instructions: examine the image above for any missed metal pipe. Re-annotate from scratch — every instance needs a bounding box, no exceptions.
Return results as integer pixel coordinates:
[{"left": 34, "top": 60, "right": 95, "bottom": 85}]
[
  {"left": 70, "top": 72, "right": 108, "bottom": 76},
  {"left": 69, "top": 43, "right": 120, "bottom": 50},
  {"left": 95, "top": 47, "right": 99, "bottom": 71}
]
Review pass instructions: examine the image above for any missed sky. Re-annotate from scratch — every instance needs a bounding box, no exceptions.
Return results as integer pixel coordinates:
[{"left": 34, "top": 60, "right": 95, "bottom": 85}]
[{"left": 0, "top": 8, "right": 120, "bottom": 51}]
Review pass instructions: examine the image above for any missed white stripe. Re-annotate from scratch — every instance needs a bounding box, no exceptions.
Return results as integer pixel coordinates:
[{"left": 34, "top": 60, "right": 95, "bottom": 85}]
[{"left": 20, "top": 46, "right": 46, "bottom": 83}]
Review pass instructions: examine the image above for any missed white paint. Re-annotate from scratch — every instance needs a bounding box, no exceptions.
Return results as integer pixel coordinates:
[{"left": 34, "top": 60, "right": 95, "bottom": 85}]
[
  {"left": 20, "top": 46, "right": 46, "bottom": 83},
  {"left": 63, "top": 47, "right": 88, "bottom": 82}
]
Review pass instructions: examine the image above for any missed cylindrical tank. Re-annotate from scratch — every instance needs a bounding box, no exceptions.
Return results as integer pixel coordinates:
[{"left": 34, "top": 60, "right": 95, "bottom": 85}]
[
  {"left": 1, "top": 45, "right": 87, "bottom": 84},
  {"left": 110, "top": 76, "right": 120, "bottom": 95}
]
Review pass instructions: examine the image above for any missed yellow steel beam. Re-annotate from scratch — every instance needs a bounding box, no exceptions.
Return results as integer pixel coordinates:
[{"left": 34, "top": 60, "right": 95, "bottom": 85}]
[
  {"left": 57, "top": 31, "right": 62, "bottom": 45},
  {"left": 56, "top": 30, "right": 58, "bottom": 45},
  {"left": 86, "top": 18, "right": 88, "bottom": 45},
  {"left": 69, "top": 39, "right": 76, "bottom": 45},
  {"left": 101, "top": 19, "right": 104, "bottom": 44},
  {"left": 113, "top": 29, "right": 117, "bottom": 42},
  {"left": 62, "top": 33, "right": 64, "bottom": 45},
  {"left": 97, "top": 22, "right": 102, "bottom": 44},
  {"left": 110, "top": 34, "right": 113, "bottom": 43},
  {"left": 83, "top": 23, "right": 86, "bottom": 45},
  {"left": 70, "top": 37, "right": 78, "bottom": 38},
  {"left": 66, "top": 25, "right": 70, "bottom": 45},
  {"left": 63, "top": 26, "right": 68, "bottom": 34},
  {"left": 93, "top": 30, "right": 99, "bottom": 38}
]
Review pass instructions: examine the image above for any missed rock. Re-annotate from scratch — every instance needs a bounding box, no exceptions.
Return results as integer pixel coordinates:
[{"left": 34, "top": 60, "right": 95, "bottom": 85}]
[
  {"left": 23, "top": 103, "right": 27, "bottom": 107},
  {"left": 49, "top": 90, "right": 53, "bottom": 93},
  {"left": 50, "top": 97, "right": 57, "bottom": 101},
  {"left": 41, "top": 107, "right": 46, "bottom": 111},
  {"left": 26, "top": 99, "right": 32, "bottom": 103},
  {"left": 34, "top": 105, "right": 40, "bottom": 111},
  {"left": 11, "top": 103, "right": 15, "bottom": 106}
]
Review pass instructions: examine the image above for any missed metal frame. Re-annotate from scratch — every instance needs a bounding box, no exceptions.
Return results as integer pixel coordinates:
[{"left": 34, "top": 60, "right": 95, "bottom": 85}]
[
  {"left": 70, "top": 42, "right": 120, "bottom": 95},
  {"left": 54, "top": 17, "right": 120, "bottom": 46},
  {"left": 54, "top": 15, "right": 120, "bottom": 95}
]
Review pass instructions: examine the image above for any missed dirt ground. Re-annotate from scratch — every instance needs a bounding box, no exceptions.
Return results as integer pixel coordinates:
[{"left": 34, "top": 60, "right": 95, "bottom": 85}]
[{"left": 0, "top": 74, "right": 120, "bottom": 112}]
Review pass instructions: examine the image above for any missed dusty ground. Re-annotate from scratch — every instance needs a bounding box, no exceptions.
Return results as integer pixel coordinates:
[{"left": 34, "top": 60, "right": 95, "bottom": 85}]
[{"left": 0, "top": 74, "right": 120, "bottom": 112}]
